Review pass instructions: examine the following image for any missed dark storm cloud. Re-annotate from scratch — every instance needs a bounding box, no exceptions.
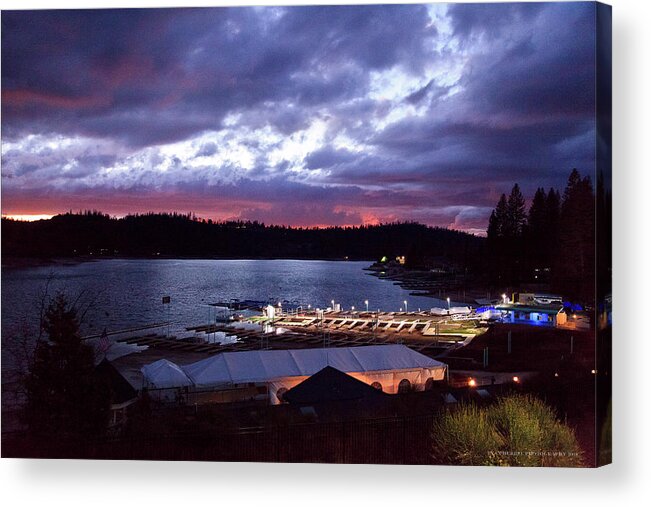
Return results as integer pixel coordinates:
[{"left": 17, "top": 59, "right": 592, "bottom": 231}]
[
  {"left": 459, "top": 9, "right": 596, "bottom": 119},
  {"left": 447, "top": 2, "right": 546, "bottom": 41},
  {"left": 404, "top": 80, "right": 447, "bottom": 105},
  {"left": 2, "top": 5, "right": 435, "bottom": 146},
  {"left": 1, "top": 3, "right": 598, "bottom": 231},
  {"left": 304, "top": 147, "right": 358, "bottom": 170}
]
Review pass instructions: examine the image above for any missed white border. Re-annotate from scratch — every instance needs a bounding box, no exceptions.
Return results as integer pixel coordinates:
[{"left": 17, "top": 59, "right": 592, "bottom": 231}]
[{"left": 1, "top": 0, "right": 649, "bottom": 505}]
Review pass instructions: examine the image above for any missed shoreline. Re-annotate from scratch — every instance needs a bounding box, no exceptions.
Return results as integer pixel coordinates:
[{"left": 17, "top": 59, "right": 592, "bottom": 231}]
[
  {"left": 1, "top": 255, "right": 376, "bottom": 270},
  {"left": 365, "top": 263, "right": 501, "bottom": 306}
]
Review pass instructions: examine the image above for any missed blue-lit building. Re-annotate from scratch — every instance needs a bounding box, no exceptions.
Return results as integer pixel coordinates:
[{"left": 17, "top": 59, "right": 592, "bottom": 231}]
[{"left": 495, "top": 303, "right": 568, "bottom": 327}]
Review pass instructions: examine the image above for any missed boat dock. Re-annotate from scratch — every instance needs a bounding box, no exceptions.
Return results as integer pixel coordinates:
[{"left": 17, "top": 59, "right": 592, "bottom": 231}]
[
  {"left": 113, "top": 309, "right": 484, "bottom": 359},
  {"left": 271, "top": 310, "right": 479, "bottom": 341}
]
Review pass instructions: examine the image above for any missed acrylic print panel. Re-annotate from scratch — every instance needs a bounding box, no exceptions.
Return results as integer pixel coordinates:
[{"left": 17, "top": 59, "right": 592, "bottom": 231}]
[{"left": 0, "top": 2, "right": 611, "bottom": 467}]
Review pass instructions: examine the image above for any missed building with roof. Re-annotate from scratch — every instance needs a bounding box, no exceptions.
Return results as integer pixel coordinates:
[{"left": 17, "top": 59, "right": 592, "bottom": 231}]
[
  {"left": 95, "top": 359, "right": 138, "bottom": 427},
  {"left": 140, "top": 345, "right": 447, "bottom": 405},
  {"left": 283, "top": 366, "right": 386, "bottom": 405},
  {"left": 495, "top": 302, "right": 567, "bottom": 327}
]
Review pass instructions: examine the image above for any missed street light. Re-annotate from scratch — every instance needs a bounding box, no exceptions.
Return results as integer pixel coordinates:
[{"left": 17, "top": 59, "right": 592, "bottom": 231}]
[
  {"left": 446, "top": 297, "right": 451, "bottom": 310},
  {"left": 365, "top": 300, "right": 369, "bottom": 312},
  {"left": 351, "top": 306, "right": 355, "bottom": 311},
  {"left": 331, "top": 299, "right": 335, "bottom": 310},
  {"left": 404, "top": 300, "right": 408, "bottom": 313},
  {"left": 502, "top": 293, "right": 508, "bottom": 304}
]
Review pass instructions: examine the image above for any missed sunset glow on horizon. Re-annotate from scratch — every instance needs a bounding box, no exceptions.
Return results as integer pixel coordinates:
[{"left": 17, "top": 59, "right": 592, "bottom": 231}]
[{"left": 1, "top": 4, "right": 597, "bottom": 233}]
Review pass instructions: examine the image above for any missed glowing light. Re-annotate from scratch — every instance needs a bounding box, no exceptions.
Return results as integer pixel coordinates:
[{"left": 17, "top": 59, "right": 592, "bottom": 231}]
[
  {"left": 2, "top": 214, "right": 54, "bottom": 222},
  {"left": 468, "top": 378, "right": 476, "bottom": 387},
  {"left": 512, "top": 376, "right": 520, "bottom": 383},
  {"left": 591, "top": 369, "right": 597, "bottom": 374}
]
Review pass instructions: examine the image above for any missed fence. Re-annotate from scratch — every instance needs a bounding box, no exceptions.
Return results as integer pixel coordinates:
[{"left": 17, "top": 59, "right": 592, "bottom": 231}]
[{"left": 3, "top": 413, "right": 438, "bottom": 464}]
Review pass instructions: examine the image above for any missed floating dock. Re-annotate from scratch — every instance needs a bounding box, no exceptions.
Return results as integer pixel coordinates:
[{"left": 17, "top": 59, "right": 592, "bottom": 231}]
[{"left": 112, "top": 310, "right": 484, "bottom": 360}]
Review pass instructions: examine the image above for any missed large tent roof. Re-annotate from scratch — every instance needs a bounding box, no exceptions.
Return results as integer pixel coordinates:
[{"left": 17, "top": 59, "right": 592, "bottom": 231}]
[
  {"left": 283, "top": 366, "right": 385, "bottom": 404},
  {"left": 141, "top": 358, "right": 193, "bottom": 388},
  {"left": 180, "top": 344, "right": 446, "bottom": 387},
  {"left": 95, "top": 358, "right": 138, "bottom": 404}
]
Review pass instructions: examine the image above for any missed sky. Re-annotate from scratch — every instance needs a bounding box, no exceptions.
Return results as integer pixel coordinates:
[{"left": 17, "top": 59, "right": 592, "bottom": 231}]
[{"left": 1, "top": 2, "right": 597, "bottom": 234}]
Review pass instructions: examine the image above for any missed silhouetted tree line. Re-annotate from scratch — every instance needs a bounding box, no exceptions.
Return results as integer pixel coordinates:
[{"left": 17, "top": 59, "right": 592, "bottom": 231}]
[
  {"left": 486, "top": 169, "right": 602, "bottom": 302},
  {"left": 2, "top": 213, "right": 484, "bottom": 269}
]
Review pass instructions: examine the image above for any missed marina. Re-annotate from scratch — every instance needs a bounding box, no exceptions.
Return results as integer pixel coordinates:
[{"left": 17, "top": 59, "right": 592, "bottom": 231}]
[{"left": 114, "top": 308, "right": 476, "bottom": 358}]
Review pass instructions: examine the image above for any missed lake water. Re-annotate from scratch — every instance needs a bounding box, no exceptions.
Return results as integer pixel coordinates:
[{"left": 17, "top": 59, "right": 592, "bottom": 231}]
[{"left": 1, "top": 259, "right": 444, "bottom": 344}]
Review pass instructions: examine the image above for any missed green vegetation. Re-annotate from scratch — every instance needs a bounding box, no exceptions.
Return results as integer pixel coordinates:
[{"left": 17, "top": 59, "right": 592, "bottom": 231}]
[
  {"left": 486, "top": 168, "right": 605, "bottom": 302},
  {"left": 24, "top": 293, "right": 111, "bottom": 439},
  {"left": 432, "top": 394, "right": 583, "bottom": 467},
  {"left": 2, "top": 213, "right": 483, "bottom": 268}
]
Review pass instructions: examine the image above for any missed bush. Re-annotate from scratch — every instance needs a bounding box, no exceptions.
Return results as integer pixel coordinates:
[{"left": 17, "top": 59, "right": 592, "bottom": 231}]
[{"left": 432, "top": 394, "right": 583, "bottom": 467}]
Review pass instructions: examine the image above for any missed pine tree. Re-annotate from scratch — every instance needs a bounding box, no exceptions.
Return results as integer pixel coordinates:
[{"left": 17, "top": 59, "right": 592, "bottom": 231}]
[
  {"left": 486, "top": 194, "right": 509, "bottom": 283},
  {"left": 487, "top": 210, "right": 499, "bottom": 241},
  {"left": 528, "top": 187, "right": 548, "bottom": 238},
  {"left": 505, "top": 183, "right": 527, "bottom": 238},
  {"left": 555, "top": 169, "right": 595, "bottom": 301},
  {"left": 525, "top": 187, "right": 548, "bottom": 278},
  {"left": 503, "top": 184, "right": 527, "bottom": 283},
  {"left": 494, "top": 193, "right": 508, "bottom": 238},
  {"left": 545, "top": 187, "right": 561, "bottom": 268},
  {"left": 24, "top": 293, "right": 110, "bottom": 440}
]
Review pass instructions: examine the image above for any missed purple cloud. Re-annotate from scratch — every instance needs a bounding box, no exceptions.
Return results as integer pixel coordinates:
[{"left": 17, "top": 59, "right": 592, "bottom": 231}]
[{"left": 1, "top": 3, "right": 598, "bottom": 231}]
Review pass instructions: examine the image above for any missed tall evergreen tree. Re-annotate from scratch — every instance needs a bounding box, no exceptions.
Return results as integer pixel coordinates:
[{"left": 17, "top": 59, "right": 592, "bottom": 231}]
[
  {"left": 528, "top": 187, "right": 548, "bottom": 237},
  {"left": 24, "top": 293, "right": 110, "bottom": 440},
  {"left": 486, "top": 194, "right": 509, "bottom": 283},
  {"left": 486, "top": 210, "right": 499, "bottom": 241},
  {"left": 545, "top": 187, "right": 561, "bottom": 267},
  {"left": 494, "top": 193, "right": 508, "bottom": 237},
  {"left": 555, "top": 169, "right": 595, "bottom": 301},
  {"left": 546, "top": 188, "right": 561, "bottom": 235},
  {"left": 505, "top": 183, "right": 527, "bottom": 238},
  {"left": 503, "top": 184, "right": 527, "bottom": 283},
  {"left": 525, "top": 187, "right": 548, "bottom": 278}
]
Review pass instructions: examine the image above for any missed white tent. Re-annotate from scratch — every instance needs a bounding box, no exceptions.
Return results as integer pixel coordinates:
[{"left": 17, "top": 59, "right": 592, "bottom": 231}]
[
  {"left": 141, "top": 358, "right": 193, "bottom": 389},
  {"left": 176, "top": 345, "right": 447, "bottom": 403}
]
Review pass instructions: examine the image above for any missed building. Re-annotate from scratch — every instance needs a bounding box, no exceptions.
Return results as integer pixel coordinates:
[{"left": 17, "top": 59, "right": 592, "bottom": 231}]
[
  {"left": 495, "top": 302, "right": 567, "bottom": 327},
  {"left": 95, "top": 359, "right": 138, "bottom": 427},
  {"left": 283, "top": 366, "right": 386, "bottom": 405},
  {"left": 140, "top": 345, "right": 447, "bottom": 405}
]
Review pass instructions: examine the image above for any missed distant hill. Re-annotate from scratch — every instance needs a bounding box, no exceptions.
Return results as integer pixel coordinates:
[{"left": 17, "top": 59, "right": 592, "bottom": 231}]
[{"left": 1, "top": 212, "right": 484, "bottom": 266}]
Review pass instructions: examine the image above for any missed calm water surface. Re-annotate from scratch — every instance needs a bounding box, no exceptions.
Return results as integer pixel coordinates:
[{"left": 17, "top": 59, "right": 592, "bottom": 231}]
[{"left": 2, "top": 259, "right": 443, "bottom": 342}]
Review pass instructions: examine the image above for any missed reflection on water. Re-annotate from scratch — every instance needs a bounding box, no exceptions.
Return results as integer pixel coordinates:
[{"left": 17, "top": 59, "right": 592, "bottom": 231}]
[{"left": 2, "top": 259, "right": 443, "bottom": 341}]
